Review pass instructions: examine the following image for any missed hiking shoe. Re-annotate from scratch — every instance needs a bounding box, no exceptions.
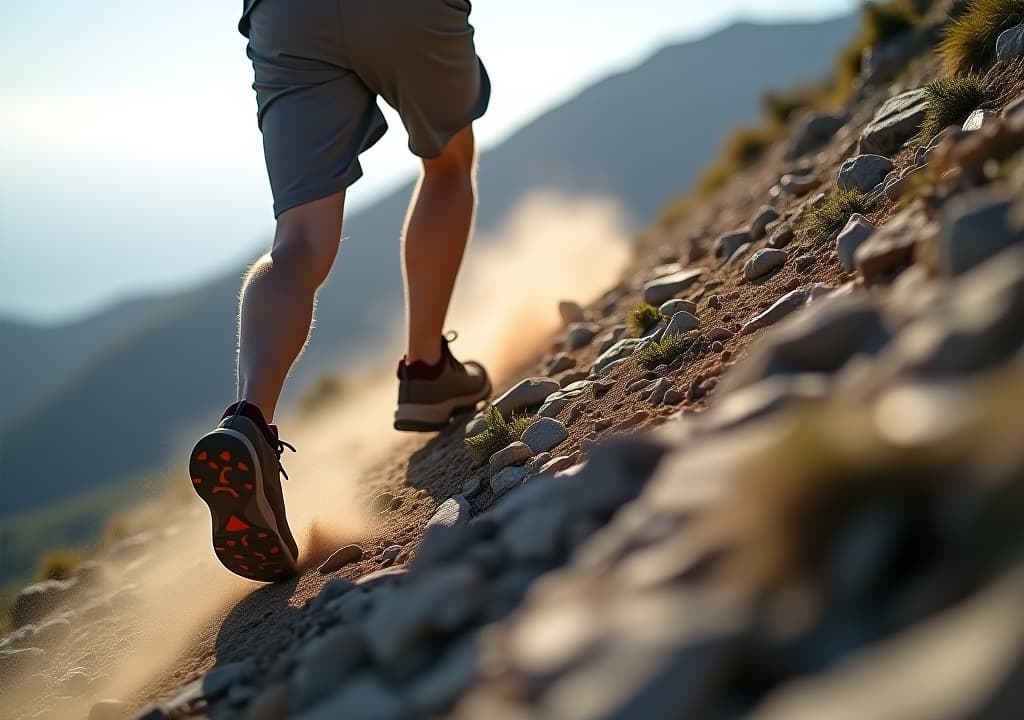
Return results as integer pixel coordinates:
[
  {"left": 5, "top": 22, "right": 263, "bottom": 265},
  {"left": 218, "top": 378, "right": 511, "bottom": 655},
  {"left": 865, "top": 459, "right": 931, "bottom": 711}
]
[
  {"left": 189, "top": 401, "right": 300, "bottom": 582},
  {"left": 394, "top": 333, "right": 492, "bottom": 432}
]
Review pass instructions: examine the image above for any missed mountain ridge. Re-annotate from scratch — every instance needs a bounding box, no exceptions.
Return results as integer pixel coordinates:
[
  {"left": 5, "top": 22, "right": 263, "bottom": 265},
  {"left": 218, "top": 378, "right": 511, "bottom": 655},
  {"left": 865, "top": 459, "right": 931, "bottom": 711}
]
[{"left": 0, "top": 15, "right": 858, "bottom": 519}]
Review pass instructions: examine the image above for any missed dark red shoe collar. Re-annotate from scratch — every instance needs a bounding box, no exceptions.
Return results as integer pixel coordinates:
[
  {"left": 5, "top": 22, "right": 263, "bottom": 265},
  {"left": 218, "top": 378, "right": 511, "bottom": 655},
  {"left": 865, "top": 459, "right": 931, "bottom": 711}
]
[{"left": 397, "top": 337, "right": 452, "bottom": 381}]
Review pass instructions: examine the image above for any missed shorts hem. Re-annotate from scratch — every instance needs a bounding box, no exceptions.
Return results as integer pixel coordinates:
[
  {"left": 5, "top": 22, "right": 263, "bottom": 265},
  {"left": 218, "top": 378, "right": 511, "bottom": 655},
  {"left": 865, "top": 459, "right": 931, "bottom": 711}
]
[{"left": 272, "top": 168, "right": 362, "bottom": 218}]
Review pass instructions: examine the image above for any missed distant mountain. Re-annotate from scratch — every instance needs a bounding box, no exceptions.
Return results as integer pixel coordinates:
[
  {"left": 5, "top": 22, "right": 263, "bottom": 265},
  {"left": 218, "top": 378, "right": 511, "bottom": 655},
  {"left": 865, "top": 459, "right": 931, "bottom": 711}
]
[{"left": 0, "top": 15, "right": 857, "bottom": 518}]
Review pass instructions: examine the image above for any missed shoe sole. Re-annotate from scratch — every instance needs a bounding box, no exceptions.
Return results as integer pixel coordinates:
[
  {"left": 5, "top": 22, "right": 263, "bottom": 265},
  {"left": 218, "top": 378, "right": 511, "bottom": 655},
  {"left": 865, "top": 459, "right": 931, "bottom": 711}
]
[
  {"left": 394, "top": 382, "right": 493, "bottom": 432},
  {"left": 189, "top": 429, "right": 299, "bottom": 582}
]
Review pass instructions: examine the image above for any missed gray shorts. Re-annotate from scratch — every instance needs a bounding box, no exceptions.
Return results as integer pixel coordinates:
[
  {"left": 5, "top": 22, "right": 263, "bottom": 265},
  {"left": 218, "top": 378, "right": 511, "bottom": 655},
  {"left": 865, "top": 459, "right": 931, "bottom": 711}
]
[{"left": 245, "top": 0, "right": 490, "bottom": 217}]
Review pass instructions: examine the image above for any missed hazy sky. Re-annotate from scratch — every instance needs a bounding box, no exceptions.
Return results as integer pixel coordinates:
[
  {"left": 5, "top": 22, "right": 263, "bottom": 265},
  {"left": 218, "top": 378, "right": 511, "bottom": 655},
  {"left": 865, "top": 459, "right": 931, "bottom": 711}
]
[{"left": 0, "top": 0, "right": 856, "bottom": 323}]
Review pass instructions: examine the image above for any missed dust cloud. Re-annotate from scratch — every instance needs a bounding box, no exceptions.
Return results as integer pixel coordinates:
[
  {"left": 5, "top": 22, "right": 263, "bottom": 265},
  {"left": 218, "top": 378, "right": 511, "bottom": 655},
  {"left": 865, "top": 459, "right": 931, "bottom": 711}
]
[{"left": 5, "top": 191, "right": 631, "bottom": 719}]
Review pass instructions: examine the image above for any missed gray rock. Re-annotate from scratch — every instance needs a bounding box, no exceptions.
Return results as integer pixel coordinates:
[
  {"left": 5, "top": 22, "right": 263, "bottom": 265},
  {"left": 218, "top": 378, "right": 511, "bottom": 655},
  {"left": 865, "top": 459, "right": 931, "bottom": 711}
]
[
  {"left": 500, "top": 503, "right": 569, "bottom": 562},
  {"left": 739, "top": 286, "right": 814, "bottom": 336},
  {"left": 464, "top": 414, "right": 487, "bottom": 439},
  {"left": 407, "top": 638, "right": 478, "bottom": 716},
  {"left": 540, "top": 455, "right": 577, "bottom": 475},
  {"left": 489, "top": 441, "right": 534, "bottom": 476},
  {"left": 769, "top": 223, "right": 796, "bottom": 249},
  {"left": 838, "top": 154, "right": 894, "bottom": 193},
  {"left": 521, "top": 418, "right": 570, "bottom": 454},
  {"left": 202, "top": 661, "right": 252, "bottom": 700},
  {"left": 996, "top": 22, "right": 1024, "bottom": 62},
  {"left": 596, "top": 324, "right": 629, "bottom": 354},
  {"left": 859, "top": 88, "right": 929, "bottom": 156},
  {"left": 884, "top": 165, "right": 927, "bottom": 202},
  {"left": 538, "top": 381, "right": 591, "bottom": 418},
  {"left": 727, "top": 242, "right": 753, "bottom": 266},
  {"left": 663, "top": 311, "right": 700, "bottom": 338},
  {"left": 427, "top": 496, "right": 472, "bottom": 530},
  {"left": 566, "top": 322, "right": 600, "bottom": 351},
  {"left": 786, "top": 111, "right": 846, "bottom": 159},
  {"left": 310, "top": 578, "right": 356, "bottom": 613},
  {"left": 750, "top": 206, "right": 781, "bottom": 241},
  {"left": 743, "top": 248, "right": 787, "bottom": 281},
  {"left": 558, "top": 300, "right": 585, "bottom": 325},
  {"left": 940, "top": 191, "right": 1021, "bottom": 276},
  {"left": 714, "top": 229, "right": 751, "bottom": 261},
  {"left": 659, "top": 299, "right": 697, "bottom": 317},
  {"left": 643, "top": 268, "right": 704, "bottom": 305},
  {"left": 855, "top": 208, "right": 923, "bottom": 280},
  {"left": 299, "top": 674, "right": 407, "bottom": 720},
  {"left": 493, "top": 378, "right": 560, "bottom": 417},
  {"left": 382, "top": 545, "right": 403, "bottom": 563},
  {"left": 544, "top": 353, "right": 576, "bottom": 376},
  {"left": 664, "top": 389, "right": 685, "bottom": 405},
  {"left": 645, "top": 378, "right": 672, "bottom": 405},
  {"left": 491, "top": 465, "right": 530, "bottom": 495},
  {"left": 592, "top": 338, "right": 645, "bottom": 374},
  {"left": 836, "top": 214, "right": 875, "bottom": 272},
  {"left": 291, "top": 627, "right": 366, "bottom": 709},
  {"left": 722, "top": 295, "right": 891, "bottom": 394},
  {"left": 779, "top": 173, "right": 817, "bottom": 197},
  {"left": 363, "top": 564, "right": 483, "bottom": 666},
  {"left": 318, "top": 544, "right": 364, "bottom": 575}
]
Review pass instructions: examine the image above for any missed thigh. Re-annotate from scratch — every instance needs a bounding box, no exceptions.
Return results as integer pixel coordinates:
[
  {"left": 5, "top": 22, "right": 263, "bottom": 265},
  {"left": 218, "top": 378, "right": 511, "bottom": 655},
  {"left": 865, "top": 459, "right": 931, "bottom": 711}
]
[
  {"left": 247, "top": 0, "right": 388, "bottom": 217},
  {"left": 343, "top": 0, "right": 491, "bottom": 159}
]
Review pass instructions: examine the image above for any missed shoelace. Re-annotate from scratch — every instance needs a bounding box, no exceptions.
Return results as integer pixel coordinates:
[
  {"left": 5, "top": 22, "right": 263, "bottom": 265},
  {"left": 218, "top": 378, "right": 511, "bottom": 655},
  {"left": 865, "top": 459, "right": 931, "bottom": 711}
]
[
  {"left": 275, "top": 438, "right": 296, "bottom": 480},
  {"left": 443, "top": 330, "right": 467, "bottom": 372}
]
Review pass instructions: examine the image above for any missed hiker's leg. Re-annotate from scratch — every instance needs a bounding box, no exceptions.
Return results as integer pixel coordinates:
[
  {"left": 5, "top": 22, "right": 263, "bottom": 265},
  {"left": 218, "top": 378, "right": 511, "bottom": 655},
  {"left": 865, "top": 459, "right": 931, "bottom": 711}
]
[
  {"left": 237, "top": 192, "right": 345, "bottom": 418},
  {"left": 403, "top": 125, "right": 477, "bottom": 365}
]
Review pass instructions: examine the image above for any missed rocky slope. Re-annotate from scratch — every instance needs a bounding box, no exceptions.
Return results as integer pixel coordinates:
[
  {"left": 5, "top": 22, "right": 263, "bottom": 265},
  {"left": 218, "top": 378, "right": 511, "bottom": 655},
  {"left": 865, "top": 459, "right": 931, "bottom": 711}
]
[{"left": 4, "top": 3, "right": 1024, "bottom": 719}]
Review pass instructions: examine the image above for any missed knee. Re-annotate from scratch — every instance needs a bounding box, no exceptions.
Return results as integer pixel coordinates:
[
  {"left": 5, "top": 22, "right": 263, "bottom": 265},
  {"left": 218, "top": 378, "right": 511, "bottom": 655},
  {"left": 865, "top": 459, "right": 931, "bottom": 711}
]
[
  {"left": 423, "top": 127, "right": 475, "bottom": 180},
  {"left": 270, "top": 226, "right": 339, "bottom": 289}
]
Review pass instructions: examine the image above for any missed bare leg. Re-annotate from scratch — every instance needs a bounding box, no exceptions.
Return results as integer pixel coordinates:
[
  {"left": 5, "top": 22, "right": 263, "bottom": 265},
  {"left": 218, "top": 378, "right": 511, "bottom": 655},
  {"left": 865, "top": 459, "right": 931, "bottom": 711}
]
[
  {"left": 402, "top": 125, "right": 477, "bottom": 365},
  {"left": 237, "top": 192, "right": 345, "bottom": 419}
]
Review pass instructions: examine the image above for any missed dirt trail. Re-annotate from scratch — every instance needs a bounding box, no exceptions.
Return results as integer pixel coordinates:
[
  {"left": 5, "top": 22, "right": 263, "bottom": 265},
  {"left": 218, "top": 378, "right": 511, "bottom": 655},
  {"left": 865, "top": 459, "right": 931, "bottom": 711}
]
[{"left": 0, "top": 193, "right": 631, "bottom": 720}]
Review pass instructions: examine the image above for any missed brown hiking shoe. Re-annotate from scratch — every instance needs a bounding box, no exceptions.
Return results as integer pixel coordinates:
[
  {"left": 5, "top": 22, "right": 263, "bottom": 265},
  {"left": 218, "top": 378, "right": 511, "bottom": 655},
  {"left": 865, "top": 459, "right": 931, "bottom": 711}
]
[
  {"left": 394, "top": 334, "right": 492, "bottom": 432},
  {"left": 189, "top": 401, "right": 299, "bottom": 582}
]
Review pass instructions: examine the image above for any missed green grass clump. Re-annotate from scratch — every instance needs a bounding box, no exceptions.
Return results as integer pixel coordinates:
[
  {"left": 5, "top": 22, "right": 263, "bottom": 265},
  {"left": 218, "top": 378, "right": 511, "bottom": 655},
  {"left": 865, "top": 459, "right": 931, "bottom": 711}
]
[
  {"left": 36, "top": 548, "right": 82, "bottom": 582},
  {"left": 634, "top": 334, "right": 687, "bottom": 368},
  {"left": 918, "top": 75, "right": 987, "bottom": 141},
  {"left": 465, "top": 406, "right": 538, "bottom": 464},
  {"left": 940, "top": 0, "right": 1024, "bottom": 76},
  {"left": 628, "top": 303, "right": 662, "bottom": 336},
  {"left": 807, "top": 189, "right": 873, "bottom": 237}
]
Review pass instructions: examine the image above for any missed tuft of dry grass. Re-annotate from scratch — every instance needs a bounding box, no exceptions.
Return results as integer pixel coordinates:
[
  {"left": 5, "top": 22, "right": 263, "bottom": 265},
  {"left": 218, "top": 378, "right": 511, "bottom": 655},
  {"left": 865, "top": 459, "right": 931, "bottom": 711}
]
[
  {"left": 465, "top": 406, "right": 538, "bottom": 464},
  {"left": 634, "top": 334, "right": 687, "bottom": 368},
  {"left": 628, "top": 303, "right": 662, "bottom": 336},
  {"left": 917, "top": 75, "right": 987, "bottom": 141},
  {"left": 939, "top": 0, "right": 1024, "bottom": 76},
  {"left": 807, "top": 189, "right": 874, "bottom": 237}
]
